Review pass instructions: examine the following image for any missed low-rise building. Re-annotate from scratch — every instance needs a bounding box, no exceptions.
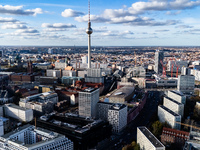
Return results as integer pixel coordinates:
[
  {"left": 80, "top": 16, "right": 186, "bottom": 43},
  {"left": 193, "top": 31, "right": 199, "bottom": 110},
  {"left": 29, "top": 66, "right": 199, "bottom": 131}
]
[
  {"left": 4, "top": 103, "right": 33, "bottom": 122},
  {"left": 158, "top": 105, "right": 181, "bottom": 129},
  {"left": 137, "top": 126, "right": 165, "bottom": 150}
]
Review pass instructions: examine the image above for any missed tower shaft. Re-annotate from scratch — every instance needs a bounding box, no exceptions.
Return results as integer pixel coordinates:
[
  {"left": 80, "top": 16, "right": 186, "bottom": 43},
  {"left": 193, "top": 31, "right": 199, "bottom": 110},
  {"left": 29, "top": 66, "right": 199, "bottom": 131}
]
[{"left": 88, "top": 34, "right": 91, "bottom": 68}]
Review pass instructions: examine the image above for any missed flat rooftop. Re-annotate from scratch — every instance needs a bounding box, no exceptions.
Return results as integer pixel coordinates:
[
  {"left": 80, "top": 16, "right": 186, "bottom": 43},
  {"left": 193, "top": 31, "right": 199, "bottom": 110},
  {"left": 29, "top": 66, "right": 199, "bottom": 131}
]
[
  {"left": 170, "top": 90, "right": 184, "bottom": 96},
  {"left": 110, "top": 86, "right": 135, "bottom": 98},
  {"left": 5, "top": 103, "right": 31, "bottom": 111},
  {"left": 159, "top": 105, "right": 180, "bottom": 117},
  {"left": 138, "top": 126, "right": 164, "bottom": 148}
]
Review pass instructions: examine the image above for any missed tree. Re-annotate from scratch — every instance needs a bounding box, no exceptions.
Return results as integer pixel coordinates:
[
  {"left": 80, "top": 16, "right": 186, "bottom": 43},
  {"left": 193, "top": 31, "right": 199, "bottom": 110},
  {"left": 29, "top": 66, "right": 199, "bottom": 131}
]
[{"left": 152, "top": 120, "right": 163, "bottom": 138}]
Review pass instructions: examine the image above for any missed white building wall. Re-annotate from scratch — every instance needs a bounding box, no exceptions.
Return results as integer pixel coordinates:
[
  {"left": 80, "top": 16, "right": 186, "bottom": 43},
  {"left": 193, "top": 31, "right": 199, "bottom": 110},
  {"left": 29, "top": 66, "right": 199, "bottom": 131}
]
[
  {"left": 167, "top": 91, "right": 186, "bottom": 104},
  {"left": 158, "top": 106, "right": 181, "bottom": 129},
  {"left": 163, "top": 97, "right": 184, "bottom": 117}
]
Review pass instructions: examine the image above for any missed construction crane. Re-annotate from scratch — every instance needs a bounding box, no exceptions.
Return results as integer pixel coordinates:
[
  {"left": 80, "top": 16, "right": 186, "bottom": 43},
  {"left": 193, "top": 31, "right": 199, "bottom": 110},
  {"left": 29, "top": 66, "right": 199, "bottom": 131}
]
[
  {"left": 171, "top": 63, "right": 174, "bottom": 77},
  {"left": 175, "top": 63, "right": 180, "bottom": 78},
  {"left": 176, "top": 122, "right": 200, "bottom": 130}
]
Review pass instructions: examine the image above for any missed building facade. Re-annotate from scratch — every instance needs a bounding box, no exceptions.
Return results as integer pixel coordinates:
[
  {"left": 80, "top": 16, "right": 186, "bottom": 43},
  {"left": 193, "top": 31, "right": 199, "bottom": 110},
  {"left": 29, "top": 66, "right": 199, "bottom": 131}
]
[
  {"left": 163, "top": 96, "right": 184, "bottom": 117},
  {"left": 137, "top": 126, "right": 165, "bottom": 150},
  {"left": 177, "top": 75, "right": 195, "bottom": 94},
  {"left": 158, "top": 105, "right": 181, "bottom": 129},
  {"left": 108, "top": 103, "right": 127, "bottom": 132},
  {"left": 154, "top": 50, "right": 164, "bottom": 74},
  {"left": 0, "top": 119, "right": 3, "bottom": 136},
  {"left": 4, "top": 103, "right": 33, "bottom": 122},
  {"left": 168, "top": 90, "right": 186, "bottom": 105},
  {"left": 79, "top": 88, "right": 99, "bottom": 118}
]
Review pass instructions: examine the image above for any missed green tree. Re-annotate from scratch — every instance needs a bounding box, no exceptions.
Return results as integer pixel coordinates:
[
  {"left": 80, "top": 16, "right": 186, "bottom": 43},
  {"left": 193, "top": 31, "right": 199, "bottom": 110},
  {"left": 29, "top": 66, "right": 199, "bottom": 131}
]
[{"left": 152, "top": 120, "right": 163, "bottom": 138}]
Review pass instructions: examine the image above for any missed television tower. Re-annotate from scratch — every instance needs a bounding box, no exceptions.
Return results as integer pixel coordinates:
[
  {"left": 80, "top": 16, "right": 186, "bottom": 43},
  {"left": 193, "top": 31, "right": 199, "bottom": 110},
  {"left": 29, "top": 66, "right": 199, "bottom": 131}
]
[{"left": 86, "top": 0, "right": 93, "bottom": 68}]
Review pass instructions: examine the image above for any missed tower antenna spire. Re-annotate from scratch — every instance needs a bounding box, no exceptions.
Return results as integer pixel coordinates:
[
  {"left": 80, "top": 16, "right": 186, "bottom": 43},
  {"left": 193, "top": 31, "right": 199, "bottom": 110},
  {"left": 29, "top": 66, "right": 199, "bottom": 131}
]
[{"left": 88, "top": 0, "right": 90, "bottom": 22}]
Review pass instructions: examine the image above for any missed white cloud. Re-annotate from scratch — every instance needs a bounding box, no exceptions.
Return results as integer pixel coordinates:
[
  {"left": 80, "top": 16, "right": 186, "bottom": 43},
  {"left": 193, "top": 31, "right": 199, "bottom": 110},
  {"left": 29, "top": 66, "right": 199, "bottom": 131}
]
[
  {"left": 61, "top": 9, "right": 84, "bottom": 17},
  {"left": 41, "top": 23, "right": 76, "bottom": 28},
  {"left": 1, "top": 24, "right": 27, "bottom": 29},
  {"left": 0, "top": 17, "right": 18, "bottom": 23},
  {"left": 0, "top": 5, "right": 43, "bottom": 16}
]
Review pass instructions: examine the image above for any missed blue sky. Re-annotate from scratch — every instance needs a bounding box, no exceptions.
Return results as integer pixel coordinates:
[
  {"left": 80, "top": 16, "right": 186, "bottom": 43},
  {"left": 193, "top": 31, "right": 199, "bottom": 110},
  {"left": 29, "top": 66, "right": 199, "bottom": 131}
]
[{"left": 0, "top": 0, "right": 200, "bottom": 46}]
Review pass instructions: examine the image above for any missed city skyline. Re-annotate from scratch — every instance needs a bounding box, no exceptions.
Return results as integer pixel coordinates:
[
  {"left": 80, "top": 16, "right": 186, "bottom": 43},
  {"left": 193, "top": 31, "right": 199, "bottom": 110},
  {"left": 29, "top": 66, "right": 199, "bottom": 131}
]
[{"left": 0, "top": 0, "right": 200, "bottom": 46}]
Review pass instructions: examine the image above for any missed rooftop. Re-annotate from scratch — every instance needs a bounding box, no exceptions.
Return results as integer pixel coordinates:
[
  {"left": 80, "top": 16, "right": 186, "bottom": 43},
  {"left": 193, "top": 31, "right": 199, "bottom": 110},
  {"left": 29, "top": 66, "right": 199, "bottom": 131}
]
[
  {"left": 164, "top": 96, "right": 182, "bottom": 105},
  {"left": 5, "top": 103, "right": 31, "bottom": 111},
  {"left": 110, "top": 86, "right": 135, "bottom": 98},
  {"left": 138, "top": 126, "right": 165, "bottom": 148},
  {"left": 170, "top": 90, "right": 184, "bottom": 96}
]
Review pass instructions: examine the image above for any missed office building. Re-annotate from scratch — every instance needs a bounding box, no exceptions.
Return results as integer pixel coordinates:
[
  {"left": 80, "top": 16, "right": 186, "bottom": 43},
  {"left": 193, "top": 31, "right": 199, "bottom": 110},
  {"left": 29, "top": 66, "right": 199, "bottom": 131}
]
[
  {"left": 181, "top": 67, "right": 191, "bottom": 75},
  {"left": 79, "top": 88, "right": 99, "bottom": 118},
  {"left": 0, "top": 116, "right": 9, "bottom": 132},
  {"left": 137, "top": 126, "right": 165, "bottom": 150},
  {"left": 0, "top": 124, "right": 73, "bottom": 150},
  {"left": 177, "top": 75, "right": 195, "bottom": 94},
  {"left": 82, "top": 55, "right": 88, "bottom": 64},
  {"left": 167, "top": 60, "right": 188, "bottom": 73},
  {"left": 127, "top": 66, "right": 146, "bottom": 77},
  {"left": 0, "top": 119, "right": 3, "bottom": 136},
  {"left": 98, "top": 101, "right": 113, "bottom": 121},
  {"left": 163, "top": 96, "right": 184, "bottom": 117},
  {"left": 4, "top": 103, "right": 33, "bottom": 122},
  {"left": 168, "top": 90, "right": 186, "bottom": 105},
  {"left": 158, "top": 105, "right": 181, "bottom": 129},
  {"left": 108, "top": 103, "right": 127, "bottom": 132},
  {"left": 154, "top": 50, "right": 164, "bottom": 74}
]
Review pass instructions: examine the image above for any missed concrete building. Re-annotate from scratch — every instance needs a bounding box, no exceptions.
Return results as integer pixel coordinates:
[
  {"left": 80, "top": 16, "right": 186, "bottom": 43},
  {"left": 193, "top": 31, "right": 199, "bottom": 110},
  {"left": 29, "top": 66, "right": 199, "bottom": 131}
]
[
  {"left": 177, "top": 75, "right": 195, "bottom": 94},
  {"left": 55, "top": 60, "right": 67, "bottom": 69},
  {"left": 156, "top": 78, "right": 177, "bottom": 87},
  {"left": 168, "top": 90, "right": 186, "bottom": 105},
  {"left": 0, "top": 105, "right": 3, "bottom": 116},
  {"left": 137, "top": 126, "right": 165, "bottom": 150},
  {"left": 79, "top": 88, "right": 99, "bottom": 118},
  {"left": 0, "top": 119, "right": 3, "bottom": 136},
  {"left": 62, "top": 70, "right": 77, "bottom": 77},
  {"left": 46, "top": 69, "right": 62, "bottom": 77},
  {"left": 0, "top": 124, "right": 73, "bottom": 150},
  {"left": 163, "top": 96, "right": 184, "bottom": 117},
  {"left": 154, "top": 50, "right": 164, "bottom": 74},
  {"left": 82, "top": 55, "right": 88, "bottom": 64},
  {"left": 108, "top": 103, "right": 127, "bottom": 133},
  {"left": 127, "top": 66, "right": 146, "bottom": 77},
  {"left": 167, "top": 60, "right": 188, "bottom": 73},
  {"left": 97, "top": 102, "right": 112, "bottom": 121},
  {"left": 181, "top": 67, "right": 191, "bottom": 75},
  {"left": 158, "top": 105, "right": 181, "bottom": 129},
  {"left": 61, "top": 76, "right": 83, "bottom": 85},
  {"left": 19, "top": 91, "right": 58, "bottom": 115},
  {"left": 85, "top": 76, "right": 104, "bottom": 83},
  {"left": 109, "top": 86, "right": 135, "bottom": 103},
  {"left": 0, "top": 116, "right": 9, "bottom": 132},
  {"left": 4, "top": 103, "right": 33, "bottom": 122}
]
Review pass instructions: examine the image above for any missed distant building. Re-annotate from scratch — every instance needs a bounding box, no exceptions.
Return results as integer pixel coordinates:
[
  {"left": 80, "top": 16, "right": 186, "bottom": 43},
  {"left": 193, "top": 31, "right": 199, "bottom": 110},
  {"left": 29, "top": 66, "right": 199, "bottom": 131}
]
[
  {"left": 167, "top": 60, "right": 188, "bottom": 73},
  {"left": 4, "top": 103, "right": 33, "bottom": 122},
  {"left": 98, "top": 101, "right": 113, "bottom": 121},
  {"left": 82, "top": 55, "right": 88, "bottom": 64},
  {"left": 163, "top": 96, "right": 184, "bottom": 117},
  {"left": 177, "top": 75, "right": 195, "bottom": 94},
  {"left": 108, "top": 103, "right": 127, "bottom": 133},
  {"left": 109, "top": 86, "right": 135, "bottom": 103},
  {"left": 158, "top": 105, "right": 181, "bottom": 129},
  {"left": 168, "top": 90, "right": 186, "bottom": 105},
  {"left": 0, "top": 124, "right": 73, "bottom": 150},
  {"left": 0, "top": 116, "right": 9, "bottom": 132},
  {"left": 35, "top": 76, "right": 58, "bottom": 85},
  {"left": 181, "top": 67, "right": 191, "bottom": 75},
  {"left": 62, "top": 76, "right": 83, "bottom": 86},
  {"left": 154, "top": 50, "right": 164, "bottom": 74},
  {"left": 137, "top": 126, "right": 165, "bottom": 150},
  {"left": 127, "top": 66, "right": 146, "bottom": 78},
  {"left": 161, "top": 127, "right": 189, "bottom": 147},
  {"left": 46, "top": 69, "right": 62, "bottom": 77},
  {"left": 79, "top": 88, "right": 99, "bottom": 118},
  {"left": 156, "top": 78, "right": 177, "bottom": 87},
  {"left": 55, "top": 60, "right": 67, "bottom": 69}
]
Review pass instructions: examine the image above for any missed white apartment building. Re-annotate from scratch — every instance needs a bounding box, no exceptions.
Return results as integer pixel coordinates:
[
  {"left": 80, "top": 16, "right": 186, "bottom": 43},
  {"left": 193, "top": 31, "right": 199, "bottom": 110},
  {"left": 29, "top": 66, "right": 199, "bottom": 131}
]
[
  {"left": 137, "top": 126, "right": 165, "bottom": 150},
  {"left": 108, "top": 103, "right": 127, "bottom": 133},
  {"left": 0, "top": 119, "right": 3, "bottom": 136},
  {"left": 177, "top": 75, "right": 195, "bottom": 94},
  {"left": 168, "top": 90, "right": 186, "bottom": 105},
  {"left": 0, "top": 124, "right": 73, "bottom": 150},
  {"left": 158, "top": 105, "right": 181, "bottom": 129},
  {"left": 4, "top": 103, "right": 33, "bottom": 122},
  {"left": 163, "top": 96, "right": 184, "bottom": 117},
  {"left": 79, "top": 88, "right": 99, "bottom": 118}
]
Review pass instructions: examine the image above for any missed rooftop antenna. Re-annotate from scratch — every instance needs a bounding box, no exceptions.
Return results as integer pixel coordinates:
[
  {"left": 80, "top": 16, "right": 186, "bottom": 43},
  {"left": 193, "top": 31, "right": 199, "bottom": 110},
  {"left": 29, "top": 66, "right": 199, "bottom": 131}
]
[{"left": 86, "top": 0, "right": 93, "bottom": 68}]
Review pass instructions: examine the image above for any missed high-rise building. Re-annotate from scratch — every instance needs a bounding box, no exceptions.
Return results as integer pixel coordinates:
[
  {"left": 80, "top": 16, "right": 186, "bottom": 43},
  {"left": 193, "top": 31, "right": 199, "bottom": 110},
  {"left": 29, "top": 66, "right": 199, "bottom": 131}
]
[
  {"left": 154, "top": 50, "right": 164, "bottom": 74},
  {"left": 163, "top": 96, "right": 184, "bottom": 117},
  {"left": 137, "top": 126, "right": 165, "bottom": 150},
  {"left": 168, "top": 90, "right": 186, "bottom": 105},
  {"left": 158, "top": 105, "right": 181, "bottom": 129},
  {"left": 0, "top": 124, "right": 73, "bottom": 150},
  {"left": 177, "top": 75, "right": 195, "bottom": 94},
  {"left": 82, "top": 55, "right": 88, "bottom": 64},
  {"left": 79, "top": 88, "right": 99, "bottom": 118},
  {"left": 167, "top": 60, "right": 188, "bottom": 73},
  {"left": 108, "top": 103, "right": 127, "bottom": 132}
]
